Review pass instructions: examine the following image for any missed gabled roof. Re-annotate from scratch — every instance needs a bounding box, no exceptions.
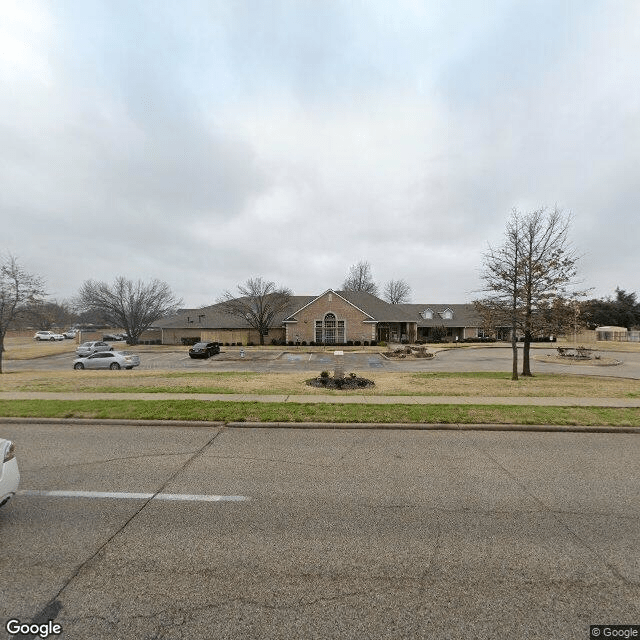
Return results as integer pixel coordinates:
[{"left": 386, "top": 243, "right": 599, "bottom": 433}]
[
  {"left": 284, "top": 289, "right": 374, "bottom": 322},
  {"left": 397, "top": 303, "right": 482, "bottom": 327},
  {"left": 284, "top": 289, "right": 411, "bottom": 323},
  {"left": 156, "top": 296, "right": 314, "bottom": 330},
  {"left": 338, "top": 290, "right": 413, "bottom": 322}
]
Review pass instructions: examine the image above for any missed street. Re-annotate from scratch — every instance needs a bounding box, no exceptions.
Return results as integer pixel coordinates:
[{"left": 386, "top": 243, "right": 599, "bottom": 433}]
[{"left": 1, "top": 422, "right": 638, "bottom": 639}]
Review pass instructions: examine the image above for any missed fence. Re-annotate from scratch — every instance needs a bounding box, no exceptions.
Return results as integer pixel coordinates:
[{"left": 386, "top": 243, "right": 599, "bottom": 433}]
[{"left": 596, "top": 329, "right": 639, "bottom": 342}]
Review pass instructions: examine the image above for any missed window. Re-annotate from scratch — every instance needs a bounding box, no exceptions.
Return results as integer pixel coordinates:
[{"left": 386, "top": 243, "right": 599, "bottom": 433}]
[
  {"left": 316, "top": 313, "right": 345, "bottom": 343},
  {"left": 421, "top": 309, "right": 433, "bottom": 320},
  {"left": 324, "top": 313, "right": 336, "bottom": 343},
  {"left": 441, "top": 308, "right": 453, "bottom": 320}
]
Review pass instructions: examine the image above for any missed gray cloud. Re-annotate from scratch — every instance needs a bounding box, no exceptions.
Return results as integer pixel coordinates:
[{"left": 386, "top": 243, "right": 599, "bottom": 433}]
[{"left": 1, "top": 1, "right": 637, "bottom": 306}]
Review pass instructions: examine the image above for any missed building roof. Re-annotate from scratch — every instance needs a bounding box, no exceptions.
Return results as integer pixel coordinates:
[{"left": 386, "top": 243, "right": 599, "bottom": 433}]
[
  {"left": 338, "top": 290, "right": 414, "bottom": 322},
  {"left": 156, "top": 292, "right": 481, "bottom": 329},
  {"left": 156, "top": 295, "right": 314, "bottom": 330},
  {"left": 284, "top": 289, "right": 410, "bottom": 323},
  {"left": 397, "top": 303, "right": 482, "bottom": 327}
]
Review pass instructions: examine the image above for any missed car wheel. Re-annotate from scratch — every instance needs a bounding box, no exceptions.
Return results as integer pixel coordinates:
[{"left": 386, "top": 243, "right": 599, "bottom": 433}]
[
  {"left": 109, "top": 362, "right": 121, "bottom": 370},
  {"left": 74, "top": 362, "right": 84, "bottom": 370},
  {"left": 49, "top": 337, "right": 55, "bottom": 341}
]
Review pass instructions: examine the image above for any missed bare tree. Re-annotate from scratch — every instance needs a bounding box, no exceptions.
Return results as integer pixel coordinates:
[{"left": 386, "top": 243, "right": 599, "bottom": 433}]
[
  {"left": 0, "top": 255, "right": 45, "bottom": 373},
  {"left": 538, "top": 294, "right": 588, "bottom": 344},
  {"left": 519, "top": 208, "right": 579, "bottom": 375},
  {"left": 476, "top": 207, "right": 580, "bottom": 379},
  {"left": 342, "top": 261, "right": 379, "bottom": 295},
  {"left": 219, "top": 277, "right": 292, "bottom": 345},
  {"left": 476, "top": 210, "right": 523, "bottom": 380},
  {"left": 19, "top": 299, "right": 75, "bottom": 331},
  {"left": 383, "top": 279, "right": 412, "bottom": 304},
  {"left": 77, "top": 277, "right": 182, "bottom": 344}
]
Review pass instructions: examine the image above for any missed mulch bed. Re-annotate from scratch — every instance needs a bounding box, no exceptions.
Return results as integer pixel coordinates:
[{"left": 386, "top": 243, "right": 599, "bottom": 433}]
[
  {"left": 306, "top": 376, "right": 375, "bottom": 389},
  {"left": 536, "top": 355, "right": 622, "bottom": 366},
  {"left": 383, "top": 351, "right": 434, "bottom": 359}
]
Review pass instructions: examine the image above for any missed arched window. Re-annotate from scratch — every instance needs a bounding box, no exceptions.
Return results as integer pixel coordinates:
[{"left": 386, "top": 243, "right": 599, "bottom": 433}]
[
  {"left": 324, "top": 313, "right": 336, "bottom": 343},
  {"left": 314, "top": 312, "right": 345, "bottom": 344}
]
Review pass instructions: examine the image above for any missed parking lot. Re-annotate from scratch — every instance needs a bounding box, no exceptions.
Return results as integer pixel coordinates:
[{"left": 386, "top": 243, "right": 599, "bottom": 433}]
[
  {"left": 6, "top": 343, "right": 640, "bottom": 379},
  {"left": 2, "top": 422, "right": 639, "bottom": 639}
]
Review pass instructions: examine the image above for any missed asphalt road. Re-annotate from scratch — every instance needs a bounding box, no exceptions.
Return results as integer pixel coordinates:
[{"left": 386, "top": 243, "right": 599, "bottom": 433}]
[
  {"left": 6, "top": 345, "right": 640, "bottom": 378},
  {"left": 1, "top": 422, "right": 638, "bottom": 639}
]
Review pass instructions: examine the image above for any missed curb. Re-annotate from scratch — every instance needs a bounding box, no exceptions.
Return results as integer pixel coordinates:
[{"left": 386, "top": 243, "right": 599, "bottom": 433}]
[
  {"left": 1, "top": 416, "right": 639, "bottom": 433},
  {"left": 228, "top": 422, "right": 640, "bottom": 433}
]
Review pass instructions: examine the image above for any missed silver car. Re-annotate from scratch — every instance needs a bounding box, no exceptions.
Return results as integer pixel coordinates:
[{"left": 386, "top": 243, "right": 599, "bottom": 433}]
[
  {"left": 76, "top": 341, "right": 113, "bottom": 357},
  {"left": 0, "top": 439, "right": 19, "bottom": 508},
  {"left": 73, "top": 351, "right": 140, "bottom": 370}
]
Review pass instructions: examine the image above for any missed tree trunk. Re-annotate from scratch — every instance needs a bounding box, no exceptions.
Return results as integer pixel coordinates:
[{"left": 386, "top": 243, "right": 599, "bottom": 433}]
[
  {"left": 259, "top": 333, "right": 265, "bottom": 346},
  {"left": 0, "top": 334, "right": 4, "bottom": 374},
  {"left": 511, "top": 327, "right": 518, "bottom": 381},
  {"left": 522, "top": 330, "right": 533, "bottom": 376}
]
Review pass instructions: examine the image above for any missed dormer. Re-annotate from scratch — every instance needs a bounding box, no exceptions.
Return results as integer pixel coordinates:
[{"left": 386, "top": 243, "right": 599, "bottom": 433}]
[
  {"left": 421, "top": 309, "right": 434, "bottom": 320},
  {"left": 440, "top": 308, "right": 453, "bottom": 320}
]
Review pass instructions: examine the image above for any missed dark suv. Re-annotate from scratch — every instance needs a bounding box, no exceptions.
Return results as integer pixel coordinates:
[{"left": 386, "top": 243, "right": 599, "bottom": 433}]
[{"left": 188, "top": 342, "right": 220, "bottom": 359}]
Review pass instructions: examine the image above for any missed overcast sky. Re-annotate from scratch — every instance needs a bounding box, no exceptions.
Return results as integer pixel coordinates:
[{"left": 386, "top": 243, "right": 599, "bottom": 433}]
[{"left": 2, "top": 1, "right": 638, "bottom": 308}]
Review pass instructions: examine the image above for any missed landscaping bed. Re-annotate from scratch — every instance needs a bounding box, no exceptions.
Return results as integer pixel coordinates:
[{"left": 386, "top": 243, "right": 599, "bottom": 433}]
[
  {"left": 306, "top": 374, "right": 375, "bottom": 390},
  {"left": 383, "top": 346, "right": 434, "bottom": 359}
]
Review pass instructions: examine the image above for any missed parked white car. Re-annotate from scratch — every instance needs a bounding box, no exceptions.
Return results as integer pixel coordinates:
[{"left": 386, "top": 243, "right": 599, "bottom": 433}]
[
  {"left": 34, "top": 331, "right": 64, "bottom": 341},
  {"left": 73, "top": 351, "right": 140, "bottom": 370},
  {"left": 75, "top": 341, "right": 113, "bottom": 357},
  {"left": 0, "top": 439, "right": 19, "bottom": 508}
]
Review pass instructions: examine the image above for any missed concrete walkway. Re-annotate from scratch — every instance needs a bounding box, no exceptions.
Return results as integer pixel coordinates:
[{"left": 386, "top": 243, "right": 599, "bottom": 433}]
[{"left": 1, "top": 391, "right": 639, "bottom": 407}]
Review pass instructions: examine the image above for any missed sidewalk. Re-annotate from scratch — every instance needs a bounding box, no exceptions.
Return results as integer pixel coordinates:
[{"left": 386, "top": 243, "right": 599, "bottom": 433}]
[{"left": 1, "top": 391, "right": 639, "bottom": 407}]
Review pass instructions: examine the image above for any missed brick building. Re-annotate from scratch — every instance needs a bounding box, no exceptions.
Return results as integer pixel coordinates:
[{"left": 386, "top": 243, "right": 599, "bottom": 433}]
[{"left": 156, "top": 289, "right": 483, "bottom": 345}]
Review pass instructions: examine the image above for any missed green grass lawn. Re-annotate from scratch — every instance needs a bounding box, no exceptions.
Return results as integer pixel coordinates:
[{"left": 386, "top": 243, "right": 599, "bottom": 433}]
[
  {"left": 0, "top": 399, "right": 638, "bottom": 426},
  {"left": 1, "top": 369, "right": 638, "bottom": 425}
]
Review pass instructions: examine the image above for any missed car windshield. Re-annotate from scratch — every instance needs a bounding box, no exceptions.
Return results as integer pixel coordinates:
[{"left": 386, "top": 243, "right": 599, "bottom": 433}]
[{"left": 193, "top": 343, "right": 208, "bottom": 348}]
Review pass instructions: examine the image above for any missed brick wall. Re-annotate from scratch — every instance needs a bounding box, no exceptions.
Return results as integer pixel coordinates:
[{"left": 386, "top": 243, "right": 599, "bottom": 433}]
[
  {"left": 160, "top": 327, "right": 285, "bottom": 345},
  {"left": 286, "top": 292, "right": 376, "bottom": 343}
]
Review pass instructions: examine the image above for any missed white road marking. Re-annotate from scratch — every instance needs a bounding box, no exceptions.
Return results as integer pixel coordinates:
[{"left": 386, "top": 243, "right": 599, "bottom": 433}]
[{"left": 18, "top": 490, "right": 249, "bottom": 502}]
